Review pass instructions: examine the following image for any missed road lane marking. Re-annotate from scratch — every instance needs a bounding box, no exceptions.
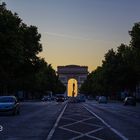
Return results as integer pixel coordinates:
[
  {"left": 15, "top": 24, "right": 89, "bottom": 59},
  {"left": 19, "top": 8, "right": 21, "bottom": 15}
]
[
  {"left": 60, "top": 126, "right": 82, "bottom": 135},
  {"left": 46, "top": 103, "right": 67, "bottom": 140},
  {"left": 70, "top": 126, "right": 104, "bottom": 140},
  {"left": 59, "top": 115, "right": 105, "bottom": 140},
  {"left": 57, "top": 106, "right": 105, "bottom": 140},
  {"left": 83, "top": 104, "right": 128, "bottom": 140},
  {"left": 59, "top": 117, "right": 94, "bottom": 128},
  {"left": 88, "top": 102, "right": 140, "bottom": 120}
]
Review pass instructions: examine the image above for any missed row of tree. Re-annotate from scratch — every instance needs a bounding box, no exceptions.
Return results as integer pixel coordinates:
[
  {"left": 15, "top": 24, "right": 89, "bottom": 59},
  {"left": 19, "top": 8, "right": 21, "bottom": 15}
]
[
  {"left": 0, "top": 3, "right": 65, "bottom": 98},
  {"left": 80, "top": 22, "right": 140, "bottom": 99}
]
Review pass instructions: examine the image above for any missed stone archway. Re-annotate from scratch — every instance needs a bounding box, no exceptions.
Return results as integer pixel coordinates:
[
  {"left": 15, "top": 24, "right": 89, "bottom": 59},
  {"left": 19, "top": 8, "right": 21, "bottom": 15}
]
[
  {"left": 57, "top": 65, "right": 88, "bottom": 96},
  {"left": 68, "top": 78, "right": 78, "bottom": 97}
]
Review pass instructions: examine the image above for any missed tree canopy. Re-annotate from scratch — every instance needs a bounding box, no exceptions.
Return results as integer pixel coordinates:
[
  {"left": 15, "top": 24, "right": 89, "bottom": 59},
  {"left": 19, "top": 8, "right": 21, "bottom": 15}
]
[
  {"left": 0, "top": 3, "right": 65, "bottom": 97},
  {"left": 80, "top": 22, "right": 140, "bottom": 99}
]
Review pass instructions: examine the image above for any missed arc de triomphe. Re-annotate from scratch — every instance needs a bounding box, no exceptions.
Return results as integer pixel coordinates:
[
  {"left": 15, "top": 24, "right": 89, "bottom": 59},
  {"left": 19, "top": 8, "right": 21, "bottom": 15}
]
[{"left": 57, "top": 65, "right": 88, "bottom": 95}]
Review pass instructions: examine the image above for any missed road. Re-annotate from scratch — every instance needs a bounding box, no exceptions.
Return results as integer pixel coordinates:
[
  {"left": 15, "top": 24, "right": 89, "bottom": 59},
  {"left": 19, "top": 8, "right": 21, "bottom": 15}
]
[
  {"left": 84, "top": 100, "right": 140, "bottom": 140},
  {"left": 0, "top": 101, "right": 66, "bottom": 140},
  {"left": 0, "top": 100, "right": 140, "bottom": 140},
  {"left": 50, "top": 103, "right": 123, "bottom": 140}
]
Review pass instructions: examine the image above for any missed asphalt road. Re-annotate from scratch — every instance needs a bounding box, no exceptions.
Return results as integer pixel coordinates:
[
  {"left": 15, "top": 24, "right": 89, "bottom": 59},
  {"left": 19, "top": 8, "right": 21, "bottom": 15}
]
[
  {"left": 0, "top": 101, "right": 66, "bottom": 140},
  {"left": 0, "top": 100, "right": 140, "bottom": 140},
  {"left": 84, "top": 100, "right": 140, "bottom": 140},
  {"left": 50, "top": 103, "right": 123, "bottom": 140}
]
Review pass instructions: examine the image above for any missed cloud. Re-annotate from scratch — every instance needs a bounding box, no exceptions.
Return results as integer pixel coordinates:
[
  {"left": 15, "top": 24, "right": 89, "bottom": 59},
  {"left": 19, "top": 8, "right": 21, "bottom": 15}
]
[{"left": 46, "top": 32, "right": 91, "bottom": 41}]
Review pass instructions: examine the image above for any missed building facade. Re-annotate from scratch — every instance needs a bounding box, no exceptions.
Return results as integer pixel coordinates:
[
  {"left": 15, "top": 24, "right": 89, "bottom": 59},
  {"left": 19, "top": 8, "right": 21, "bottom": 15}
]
[{"left": 57, "top": 65, "right": 88, "bottom": 95}]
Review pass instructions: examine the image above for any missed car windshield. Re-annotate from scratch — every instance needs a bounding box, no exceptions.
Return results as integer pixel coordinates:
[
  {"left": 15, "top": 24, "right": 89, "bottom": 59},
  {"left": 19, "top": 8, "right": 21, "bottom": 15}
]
[{"left": 0, "top": 97, "right": 15, "bottom": 103}]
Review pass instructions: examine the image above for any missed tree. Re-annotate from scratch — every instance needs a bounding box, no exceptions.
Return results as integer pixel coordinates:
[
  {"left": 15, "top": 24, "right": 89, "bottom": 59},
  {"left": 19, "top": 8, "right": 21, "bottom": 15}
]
[
  {"left": 129, "top": 22, "right": 140, "bottom": 82},
  {"left": 0, "top": 2, "right": 24, "bottom": 93},
  {"left": 80, "top": 22, "right": 140, "bottom": 98},
  {"left": 116, "top": 44, "right": 136, "bottom": 91},
  {"left": 34, "top": 59, "right": 66, "bottom": 96},
  {"left": 0, "top": 3, "right": 65, "bottom": 97},
  {"left": 129, "top": 22, "right": 140, "bottom": 49}
]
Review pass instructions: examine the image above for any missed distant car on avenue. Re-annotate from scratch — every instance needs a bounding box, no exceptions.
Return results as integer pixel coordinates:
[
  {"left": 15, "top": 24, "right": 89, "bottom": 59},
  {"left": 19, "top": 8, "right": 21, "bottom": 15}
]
[
  {"left": 98, "top": 96, "right": 107, "bottom": 104},
  {"left": 76, "top": 94, "right": 86, "bottom": 102},
  {"left": 56, "top": 94, "right": 65, "bottom": 102},
  {"left": 41, "top": 96, "right": 51, "bottom": 101},
  {"left": 0, "top": 96, "right": 20, "bottom": 115},
  {"left": 124, "top": 96, "right": 136, "bottom": 106}
]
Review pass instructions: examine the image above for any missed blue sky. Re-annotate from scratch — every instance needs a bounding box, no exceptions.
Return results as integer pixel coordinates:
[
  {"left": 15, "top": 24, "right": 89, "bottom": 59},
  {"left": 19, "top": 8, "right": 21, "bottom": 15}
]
[{"left": 4, "top": 0, "right": 140, "bottom": 71}]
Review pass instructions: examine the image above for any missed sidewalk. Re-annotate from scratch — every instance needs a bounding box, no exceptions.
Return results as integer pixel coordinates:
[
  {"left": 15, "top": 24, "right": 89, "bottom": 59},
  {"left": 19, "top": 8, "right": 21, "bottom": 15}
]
[{"left": 50, "top": 103, "right": 123, "bottom": 140}]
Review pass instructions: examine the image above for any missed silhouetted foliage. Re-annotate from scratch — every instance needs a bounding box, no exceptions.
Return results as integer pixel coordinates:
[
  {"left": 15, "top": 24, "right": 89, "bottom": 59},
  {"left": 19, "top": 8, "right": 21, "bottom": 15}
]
[
  {"left": 80, "top": 22, "right": 140, "bottom": 99},
  {"left": 0, "top": 3, "right": 65, "bottom": 97}
]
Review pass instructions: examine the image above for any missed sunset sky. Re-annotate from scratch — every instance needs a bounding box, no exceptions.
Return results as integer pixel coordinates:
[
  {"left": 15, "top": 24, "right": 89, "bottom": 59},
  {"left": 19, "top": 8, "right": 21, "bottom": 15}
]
[{"left": 5, "top": 0, "right": 140, "bottom": 72}]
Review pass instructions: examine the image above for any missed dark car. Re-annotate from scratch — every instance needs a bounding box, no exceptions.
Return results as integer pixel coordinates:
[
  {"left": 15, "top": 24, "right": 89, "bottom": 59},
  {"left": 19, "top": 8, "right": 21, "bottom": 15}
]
[
  {"left": 0, "top": 96, "right": 20, "bottom": 115},
  {"left": 41, "top": 96, "right": 51, "bottom": 101},
  {"left": 56, "top": 95, "right": 65, "bottom": 102},
  {"left": 98, "top": 96, "right": 107, "bottom": 104},
  {"left": 76, "top": 94, "right": 86, "bottom": 102},
  {"left": 124, "top": 97, "right": 136, "bottom": 106}
]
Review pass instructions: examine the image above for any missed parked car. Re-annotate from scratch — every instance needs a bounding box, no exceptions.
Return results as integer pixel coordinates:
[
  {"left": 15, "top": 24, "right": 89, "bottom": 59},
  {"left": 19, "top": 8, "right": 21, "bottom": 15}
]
[
  {"left": 124, "top": 97, "right": 136, "bottom": 106},
  {"left": 56, "top": 95, "right": 65, "bottom": 102},
  {"left": 0, "top": 96, "right": 20, "bottom": 115},
  {"left": 98, "top": 96, "right": 107, "bottom": 104}
]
